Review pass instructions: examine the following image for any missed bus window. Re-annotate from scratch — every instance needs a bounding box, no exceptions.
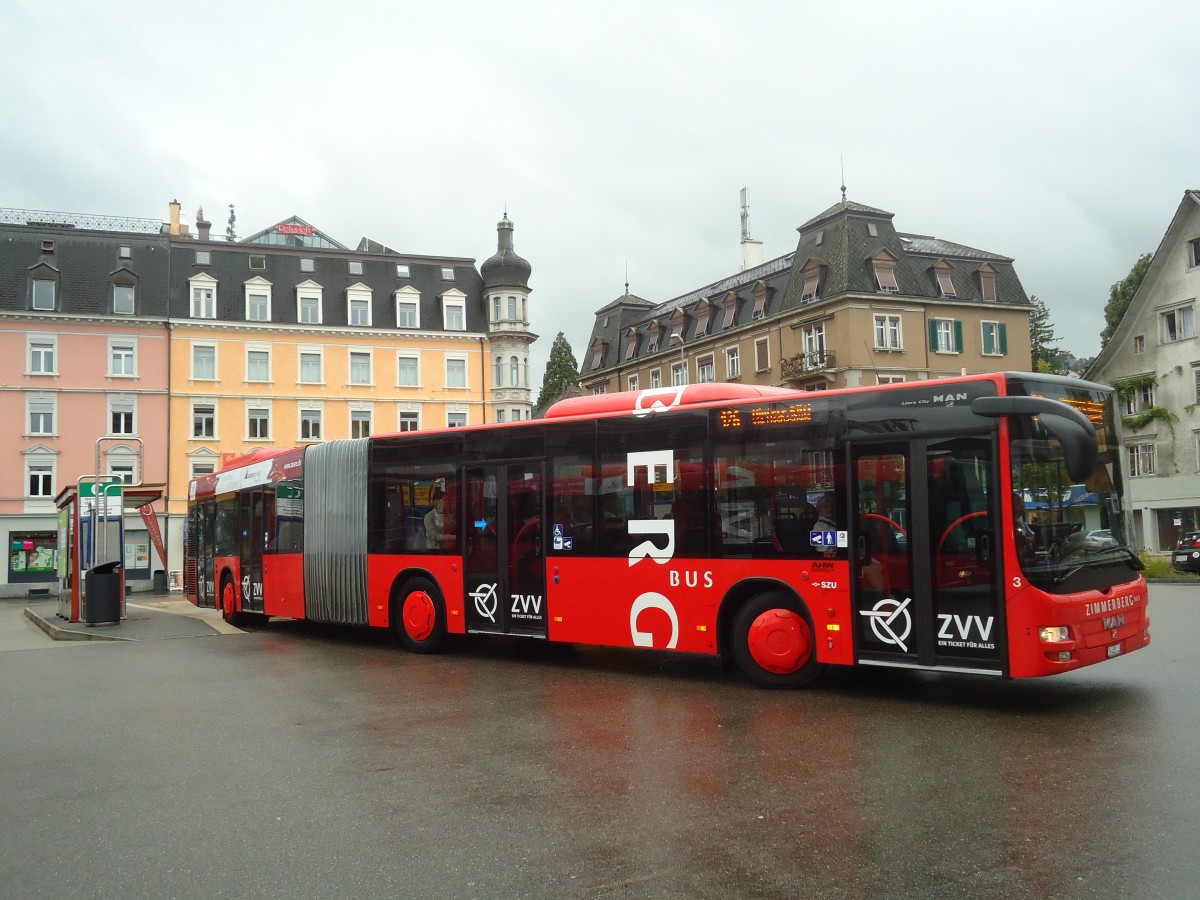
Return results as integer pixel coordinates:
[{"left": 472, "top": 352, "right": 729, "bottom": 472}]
[
  {"left": 713, "top": 438, "right": 846, "bottom": 559},
  {"left": 597, "top": 413, "right": 707, "bottom": 559},
  {"left": 368, "top": 437, "right": 460, "bottom": 554},
  {"left": 276, "top": 479, "right": 304, "bottom": 553}
]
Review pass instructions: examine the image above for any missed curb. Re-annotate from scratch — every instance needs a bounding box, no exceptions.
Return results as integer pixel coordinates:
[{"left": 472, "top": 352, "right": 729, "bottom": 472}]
[{"left": 23, "top": 607, "right": 131, "bottom": 642}]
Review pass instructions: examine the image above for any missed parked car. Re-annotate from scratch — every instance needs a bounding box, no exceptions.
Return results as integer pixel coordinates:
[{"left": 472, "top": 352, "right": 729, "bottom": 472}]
[
  {"left": 1173, "top": 531, "right": 1200, "bottom": 574},
  {"left": 1082, "top": 529, "right": 1119, "bottom": 551}
]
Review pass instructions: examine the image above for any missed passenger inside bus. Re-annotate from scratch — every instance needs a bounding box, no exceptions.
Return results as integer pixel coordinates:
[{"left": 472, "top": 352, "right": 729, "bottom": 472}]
[
  {"left": 812, "top": 494, "right": 837, "bottom": 533},
  {"left": 424, "top": 489, "right": 450, "bottom": 550},
  {"left": 1013, "top": 493, "right": 1036, "bottom": 562}
]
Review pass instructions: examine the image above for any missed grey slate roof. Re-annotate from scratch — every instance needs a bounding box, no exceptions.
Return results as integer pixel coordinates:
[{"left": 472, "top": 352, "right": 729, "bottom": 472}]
[
  {"left": 0, "top": 222, "right": 171, "bottom": 319},
  {"left": 170, "top": 240, "right": 487, "bottom": 331},
  {"left": 583, "top": 196, "right": 1030, "bottom": 374}
]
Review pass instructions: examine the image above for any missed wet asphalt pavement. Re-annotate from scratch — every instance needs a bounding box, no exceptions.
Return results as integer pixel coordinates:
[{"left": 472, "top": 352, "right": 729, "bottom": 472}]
[{"left": 1, "top": 584, "right": 1197, "bottom": 899}]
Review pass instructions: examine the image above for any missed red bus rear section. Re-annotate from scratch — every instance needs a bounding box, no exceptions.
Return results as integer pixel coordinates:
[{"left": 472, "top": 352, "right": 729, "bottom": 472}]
[{"left": 185, "top": 374, "right": 1149, "bottom": 688}]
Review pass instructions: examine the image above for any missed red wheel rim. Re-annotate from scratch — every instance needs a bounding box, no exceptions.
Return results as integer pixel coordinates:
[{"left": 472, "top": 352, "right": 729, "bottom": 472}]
[
  {"left": 223, "top": 582, "right": 236, "bottom": 618},
  {"left": 403, "top": 591, "right": 435, "bottom": 641},
  {"left": 747, "top": 609, "right": 812, "bottom": 674}
]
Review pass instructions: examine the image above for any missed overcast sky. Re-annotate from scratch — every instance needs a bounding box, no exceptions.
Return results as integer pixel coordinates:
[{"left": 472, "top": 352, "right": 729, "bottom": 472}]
[{"left": 3, "top": 1, "right": 1197, "bottom": 378}]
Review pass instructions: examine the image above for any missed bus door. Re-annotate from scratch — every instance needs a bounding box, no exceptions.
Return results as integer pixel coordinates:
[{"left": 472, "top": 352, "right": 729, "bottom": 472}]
[
  {"left": 237, "top": 488, "right": 271, "bottom": 614},
  {"left": 193, "top": 501, "right": 217, "bottom": 608},
  {"left": 850, "top": 436, "right": 1003, "bottom": 674},
  {"left": 463, "top": 461, "right": 546, "bottom": 638}
]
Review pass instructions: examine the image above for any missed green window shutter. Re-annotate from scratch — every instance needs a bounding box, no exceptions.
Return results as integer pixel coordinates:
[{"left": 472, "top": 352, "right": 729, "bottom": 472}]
[
  {"left": 998, "top": 323, "right": 1008, "bottom": 355},
  {"left": 929, "top": 320, "right": 939, "bottom": 351},
  {"left": 954, "top": 320, "right": 964, "bottom": 353},
  {"left": 983, "top": 324, "right": 995, "bottom": 355}
]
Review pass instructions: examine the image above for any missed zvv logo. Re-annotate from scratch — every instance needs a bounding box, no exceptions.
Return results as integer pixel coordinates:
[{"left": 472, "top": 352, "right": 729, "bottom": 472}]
[
  {"left": 471, "top": 583, "right": 498, "bottom": 623},
  {"left": 860, "top": 597, "right": 913, "bottom": 652}
]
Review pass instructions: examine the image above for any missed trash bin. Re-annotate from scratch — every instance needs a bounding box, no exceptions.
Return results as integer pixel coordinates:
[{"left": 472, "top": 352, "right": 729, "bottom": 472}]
[
  {"left": 152, "top": 569, "right": 167, "bottom": 592},
  {"left": 85, "top": 561, "right": 122, "bottom": 625}
]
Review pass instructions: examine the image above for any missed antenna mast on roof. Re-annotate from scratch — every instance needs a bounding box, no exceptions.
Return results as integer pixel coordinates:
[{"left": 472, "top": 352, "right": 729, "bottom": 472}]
[
  {"left": 740, "top": 186, "right": 750, "bottom": 241},
  {"left": 739, "top": 186, "right": 763, "bottom": 271}
]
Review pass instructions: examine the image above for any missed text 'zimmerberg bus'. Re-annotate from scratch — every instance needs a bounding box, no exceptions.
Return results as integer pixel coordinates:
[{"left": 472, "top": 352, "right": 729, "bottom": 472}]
[{"left": 185, "top": 372, "right": 1149, "bottom": 688}]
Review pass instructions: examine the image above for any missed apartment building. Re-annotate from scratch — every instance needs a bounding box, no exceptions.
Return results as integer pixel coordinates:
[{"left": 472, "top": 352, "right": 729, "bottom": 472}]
[
  {"left": 580, "top": 196, "right": 1032, "bottom": 395},
  {"left": 0, "top": 202, "right": 535, "bottom": 597},
  {"left": 1087, "top": 190, "right": 1200, "bottom": 550}
]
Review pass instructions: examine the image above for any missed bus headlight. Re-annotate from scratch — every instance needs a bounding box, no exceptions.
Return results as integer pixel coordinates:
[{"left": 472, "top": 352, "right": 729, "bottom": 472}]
[{"left": 1040, "top": 626, "right": 1070, "bottom": 643}]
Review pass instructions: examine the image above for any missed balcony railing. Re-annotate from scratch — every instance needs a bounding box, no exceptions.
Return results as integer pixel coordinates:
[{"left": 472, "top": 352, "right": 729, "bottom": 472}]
[
  {"left": 781, "top": 351, "right": 835, "bottom": 381},
  {"left": 0, "top": 207, "right": 163, "bottom": 234}
]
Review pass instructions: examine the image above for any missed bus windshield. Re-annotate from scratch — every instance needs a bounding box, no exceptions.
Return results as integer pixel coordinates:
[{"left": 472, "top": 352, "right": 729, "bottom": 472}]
[{"left": 1007, "top": 378, "right": 1140, "bottom": 593}]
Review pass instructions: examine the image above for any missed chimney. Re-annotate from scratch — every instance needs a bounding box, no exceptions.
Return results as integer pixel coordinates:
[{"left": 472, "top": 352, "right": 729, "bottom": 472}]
[
  {"left": 168, "top": 199, "right": 181, "bottom": 235},
  {"left": 741, "top": 237, "right": 764, "bottom": 271},
  {"left": 196, "top": 207, "right": 211, "bottom": 242}
]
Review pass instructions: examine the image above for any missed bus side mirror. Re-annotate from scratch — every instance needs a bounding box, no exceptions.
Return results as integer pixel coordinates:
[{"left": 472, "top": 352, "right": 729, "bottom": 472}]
[{"left": 971, "top": 396, "right": 1098, "bottom": 483}]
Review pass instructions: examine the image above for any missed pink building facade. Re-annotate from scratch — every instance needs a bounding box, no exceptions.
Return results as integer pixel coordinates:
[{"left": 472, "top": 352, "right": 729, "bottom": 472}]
[{"left": 0, "top": 211, "right": 170, "bottom": 597}]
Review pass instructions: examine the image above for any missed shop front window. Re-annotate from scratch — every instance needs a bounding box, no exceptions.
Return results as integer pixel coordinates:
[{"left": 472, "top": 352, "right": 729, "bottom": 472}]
[{"left": 9, "top": 531, "right": 58, "bottom": 583}]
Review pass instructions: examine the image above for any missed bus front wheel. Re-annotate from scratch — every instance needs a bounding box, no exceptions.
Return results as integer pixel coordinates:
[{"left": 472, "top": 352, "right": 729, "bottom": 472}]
[
  {"left": 731, "top": 592, "right": 825, "bottom": 689},
  {"left": 394, "top": 577, "right": 447, "bottom": 654},
  {"left": 220, "top": 576, "right": 248, "bottom": 628}
]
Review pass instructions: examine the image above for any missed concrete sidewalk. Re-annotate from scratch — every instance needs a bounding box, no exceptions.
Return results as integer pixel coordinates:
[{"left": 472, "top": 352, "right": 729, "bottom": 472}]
[{"left": 22, "top": 592, "right": 241, "bottom": 642}]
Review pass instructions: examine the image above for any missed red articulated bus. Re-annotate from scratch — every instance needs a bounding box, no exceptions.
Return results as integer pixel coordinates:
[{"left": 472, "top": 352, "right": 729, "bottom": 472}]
[{"left": 185, "top": 373, "right": 1149, "bottom": 688}]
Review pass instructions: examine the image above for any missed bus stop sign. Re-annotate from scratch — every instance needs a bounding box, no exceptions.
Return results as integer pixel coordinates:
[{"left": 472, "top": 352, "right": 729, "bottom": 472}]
[{"left": 80, "top": 479, "right": 123, "bottom": 516}]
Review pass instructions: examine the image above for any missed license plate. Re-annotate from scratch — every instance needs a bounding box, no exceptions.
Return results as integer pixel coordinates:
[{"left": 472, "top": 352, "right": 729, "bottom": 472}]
[
  {"left": 1107, "top": 643, "right": 1122, "bottom": 659},
  {"left": 1176, "top": 555, "right": 1188, "bottom": 563}
]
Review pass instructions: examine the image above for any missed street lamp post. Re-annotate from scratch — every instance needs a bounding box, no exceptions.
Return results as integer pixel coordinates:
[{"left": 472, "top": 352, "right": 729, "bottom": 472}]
[{"left": 669, "top": 333, "right": 686, "bottom": 385}]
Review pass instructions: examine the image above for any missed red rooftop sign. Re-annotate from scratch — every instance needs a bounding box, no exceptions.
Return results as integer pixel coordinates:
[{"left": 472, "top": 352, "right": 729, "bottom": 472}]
[{"left": 277, "top": 223, "right": 314, "bottom": 236}]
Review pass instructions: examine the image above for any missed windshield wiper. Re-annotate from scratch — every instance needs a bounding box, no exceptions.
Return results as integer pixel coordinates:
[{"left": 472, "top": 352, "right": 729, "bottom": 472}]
[
  {"left": 1112, "top": 545, "right": 1145, "bottom": 570},
  {"left": 1052, "top": 545, "right": 1144, "bottom": 583}
]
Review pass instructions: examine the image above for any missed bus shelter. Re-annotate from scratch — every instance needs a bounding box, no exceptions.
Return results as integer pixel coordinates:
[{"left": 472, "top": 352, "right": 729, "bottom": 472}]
[{"left": 53, "top": 481, "right": 165, "bottom": 624}]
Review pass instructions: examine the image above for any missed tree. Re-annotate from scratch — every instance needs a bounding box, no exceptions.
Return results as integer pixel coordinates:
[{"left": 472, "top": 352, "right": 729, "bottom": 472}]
[
  {"left": 1028, "top": 295, "right": 1061, "bottom": 372},
  {"left": 225, "top": 203, "right": 237, "bottom": 242},
  {"left": 536, "top": 332, "right": 580, "bottom": 409},
  {"left": 1100, "top": 252, "right": 1152, "bottom": 348}
]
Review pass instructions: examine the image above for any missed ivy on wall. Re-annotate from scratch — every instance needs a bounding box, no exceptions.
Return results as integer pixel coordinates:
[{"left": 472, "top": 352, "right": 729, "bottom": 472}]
[{"left": 1111, "top": 374, "right": 1178, "bottom": 432}]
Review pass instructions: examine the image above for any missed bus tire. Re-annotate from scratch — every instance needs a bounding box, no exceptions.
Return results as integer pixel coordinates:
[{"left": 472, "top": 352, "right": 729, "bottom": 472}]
[
  {"left": 220, "top": 575, "right": 248, "bottom": 628},
  {"left": 731, "top": 591, "right": 825, "bottom": 689},
  {"left": 393, "top": 577, "right": 447, "bottom": 654}
]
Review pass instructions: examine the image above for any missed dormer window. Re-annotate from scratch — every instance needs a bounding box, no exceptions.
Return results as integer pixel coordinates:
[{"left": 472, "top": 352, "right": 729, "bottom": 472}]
[
  {"left": 872, "top": 252, "right": 900, "bottom": 293},
  {"left": 113, "top": 284, "right": 136, "bottom": 315},
  {"left": 669, "top": 315, "right": 686, "bottom": 343},
  {"left": 648, "top": 322, "right": 662, "bottom": 353},
  {"left": 396, "top": 264, "right": 410, "bottom": 277},
  {"left": 590, "top": 341, "right": 606, "bottom": 371},
  {"left": 624, "top": 329, "right": 640, "bottom": 361},
  {"left": 31, "top": 278, "right": 56, "bottom": 310},
  {"left": 722, "top": 292, "right": 739, "bottom": 328},
  {"left": 441, "top": 267, "right": 455, "bottom": 280},
  {"left": 249, "top": 255, "right": 266, "bottom": 270},
  {"left": 934, "top": 261, "right": 956, "bottom": 298},
  {"left": 441, "top": 290, "right": 467, "bottom": 331},
  {"left": 348, "top": 260, "right": 363, "bottom": 276},
  {"left": 693, "top": 302, "right": 711, "bottom": 338},
  {"left": 978, "top": 264, "right": 998, "bottom": 302},
  {"left": 751, "top": 282, "right": 770, "bottom": 319},
  {"left": 800, "top": 262, "right": 821, "bottom": 302}
]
